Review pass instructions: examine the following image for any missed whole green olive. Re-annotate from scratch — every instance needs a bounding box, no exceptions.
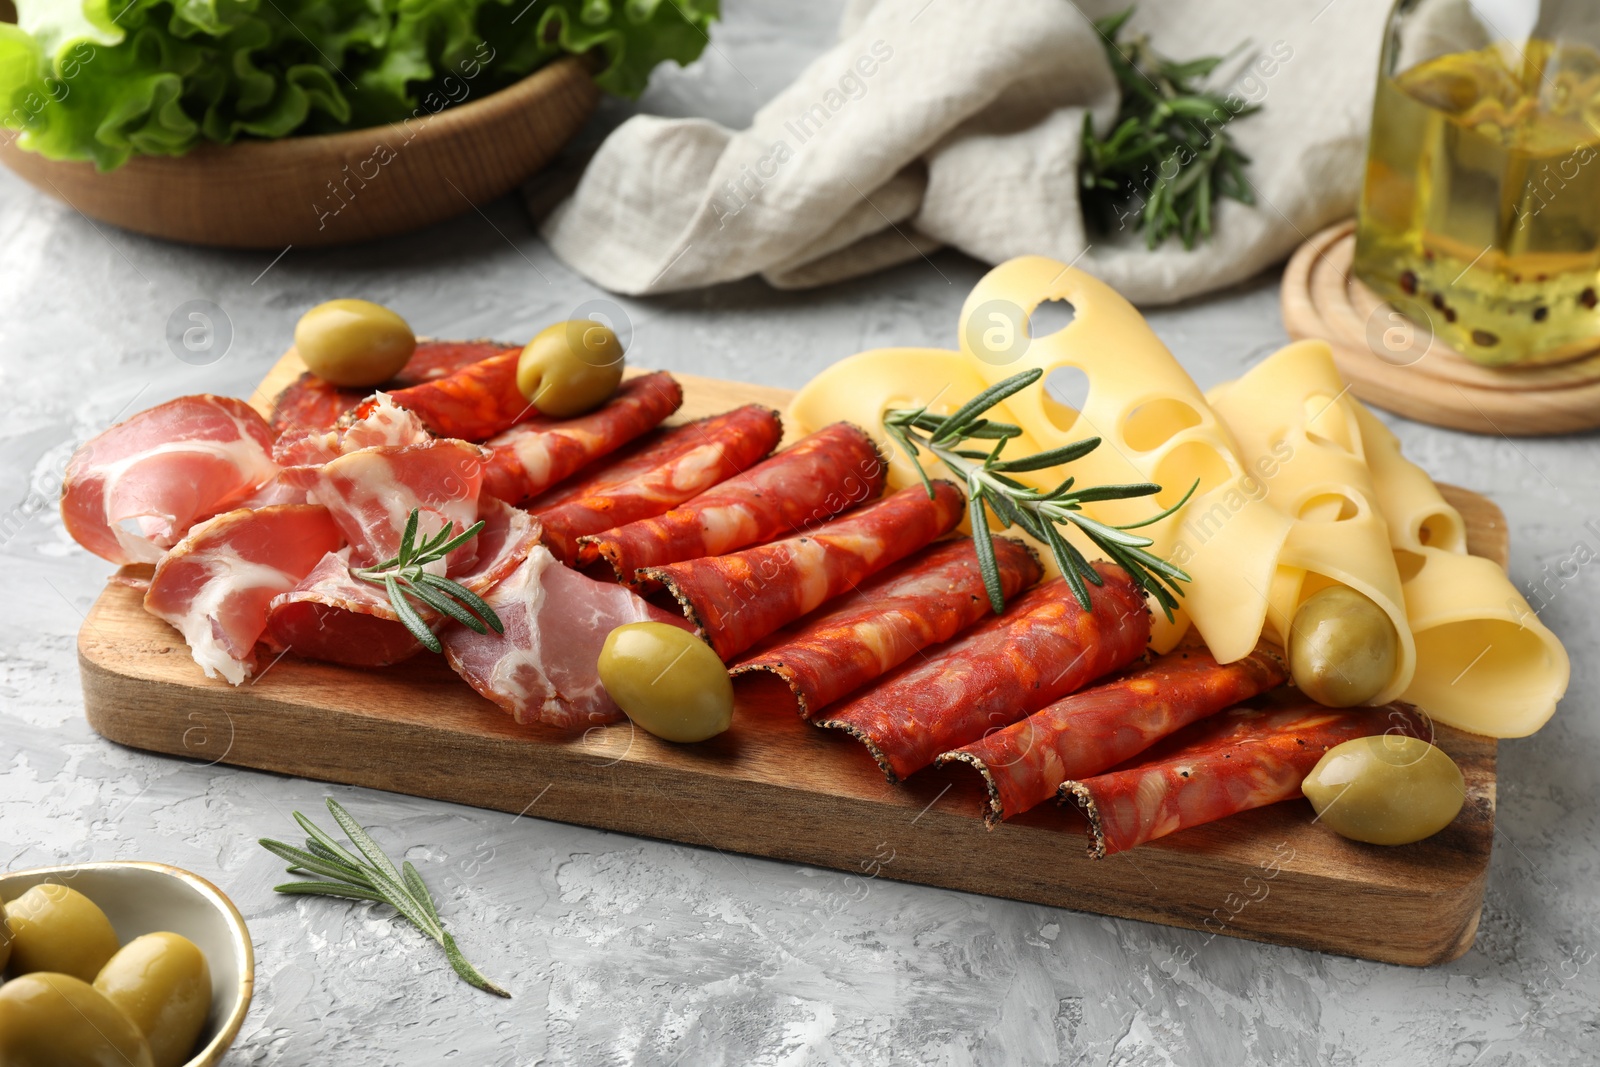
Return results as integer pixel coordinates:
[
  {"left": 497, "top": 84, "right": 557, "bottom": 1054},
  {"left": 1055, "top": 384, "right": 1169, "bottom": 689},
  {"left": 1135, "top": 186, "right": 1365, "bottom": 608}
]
[
  {"left": 295, "top": 299, "right": 416, "bottom": 387},
  {"left": 1303, "top": 734, "right": 1465, "bottom": 845},
  {"left": 0, "top": 972, "right": 155, "bottom": 1067},
  {"left": 599, "top": 621, "right": 733, "bottom": 742},
  {"left": 3, "top": 883, "right": 121, "bottom": 982},
  {"left": 1288, "top": 585, "right": 1400, "bottom": 707},
  {"left": 517, "top": 319, "right": 625, "bottom": 417},
  {"left": 95, "top": 932, "right": 213, "bottom": 1067}
]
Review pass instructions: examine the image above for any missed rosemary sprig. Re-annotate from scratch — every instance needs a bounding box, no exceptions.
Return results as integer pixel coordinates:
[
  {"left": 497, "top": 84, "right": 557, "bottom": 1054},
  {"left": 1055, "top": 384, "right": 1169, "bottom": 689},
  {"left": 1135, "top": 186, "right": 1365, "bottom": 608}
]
[
  {"left": 355, "top": 508, "right": 503, "bottom": 653},
  {"left": 884, "top": 369, "right": 1196, "bottom": 620},
  {"left": 1078, "top": 7, "right": 1256, "bottom": 249},
  {"left": 260, "top": 798, "right": 510, "bottom": 998}
]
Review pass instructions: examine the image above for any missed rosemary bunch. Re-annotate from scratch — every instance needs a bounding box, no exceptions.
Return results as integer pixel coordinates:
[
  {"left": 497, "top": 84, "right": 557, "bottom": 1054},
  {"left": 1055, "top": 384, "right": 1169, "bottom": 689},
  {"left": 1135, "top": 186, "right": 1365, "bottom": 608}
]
[
  {"left": 1079, "top": 7, "right": 1257, "bottom": 249},
  {"left": 355, "top": 508, "right": 503, "bottom": 653},
  {"left": 883, "top": 369, "right": 1194, "bottom": 620},
  {"left": 260, "top": 798, "right": 510, "bottom": 997}
]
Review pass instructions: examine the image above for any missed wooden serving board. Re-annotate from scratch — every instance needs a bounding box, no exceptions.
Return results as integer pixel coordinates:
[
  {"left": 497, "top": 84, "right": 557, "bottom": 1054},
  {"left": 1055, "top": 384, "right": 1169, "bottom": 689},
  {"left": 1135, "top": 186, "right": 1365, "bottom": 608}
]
[{"left": 80, "top": 360, "right": 1506, "bottom": 967}]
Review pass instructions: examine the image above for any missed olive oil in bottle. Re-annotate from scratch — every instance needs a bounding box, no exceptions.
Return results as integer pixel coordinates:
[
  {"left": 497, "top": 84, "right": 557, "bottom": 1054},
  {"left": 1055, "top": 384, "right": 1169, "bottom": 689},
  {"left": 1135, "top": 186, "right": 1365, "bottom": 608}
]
[{"left": 1354, "top": 40, "right": 1600, "bottom": 366}]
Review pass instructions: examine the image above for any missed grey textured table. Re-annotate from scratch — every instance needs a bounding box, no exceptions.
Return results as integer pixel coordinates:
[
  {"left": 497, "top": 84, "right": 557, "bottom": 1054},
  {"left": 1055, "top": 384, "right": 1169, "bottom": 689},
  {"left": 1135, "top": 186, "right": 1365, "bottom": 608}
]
[{"left": 1, "top": 4, "right": 1595, "bottom": 1064}]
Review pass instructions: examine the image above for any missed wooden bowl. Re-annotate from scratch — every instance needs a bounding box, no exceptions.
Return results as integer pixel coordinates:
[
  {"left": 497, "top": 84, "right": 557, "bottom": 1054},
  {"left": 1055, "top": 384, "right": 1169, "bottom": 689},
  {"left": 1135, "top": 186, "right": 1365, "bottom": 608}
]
[
  {"left": 1, "top": 861, "right": 255, "bottom": 1066},
  {"left": 0, "top": 55, "right": 598, "bottom": 249}
]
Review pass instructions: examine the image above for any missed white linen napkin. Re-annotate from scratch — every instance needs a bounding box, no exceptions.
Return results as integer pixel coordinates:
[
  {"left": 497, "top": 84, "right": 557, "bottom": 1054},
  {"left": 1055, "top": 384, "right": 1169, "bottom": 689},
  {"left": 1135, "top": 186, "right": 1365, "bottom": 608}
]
[{"left": 539, "top": 0, "right": 1392, "bottom": 304}]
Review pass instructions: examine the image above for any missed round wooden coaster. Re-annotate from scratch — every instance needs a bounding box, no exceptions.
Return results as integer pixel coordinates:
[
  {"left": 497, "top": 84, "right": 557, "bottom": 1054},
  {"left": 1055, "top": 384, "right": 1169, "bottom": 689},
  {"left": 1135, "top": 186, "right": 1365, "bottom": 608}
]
[{"left": 1281, "top": 220, "right": 1600, "bottom": 435}]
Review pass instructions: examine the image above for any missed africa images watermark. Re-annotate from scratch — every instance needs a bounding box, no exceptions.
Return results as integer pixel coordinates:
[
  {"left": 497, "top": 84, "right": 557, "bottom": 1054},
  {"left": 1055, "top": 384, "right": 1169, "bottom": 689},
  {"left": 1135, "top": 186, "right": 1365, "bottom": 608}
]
[{"left": 710, "top": 39, "right": 896, "bottom": 229}]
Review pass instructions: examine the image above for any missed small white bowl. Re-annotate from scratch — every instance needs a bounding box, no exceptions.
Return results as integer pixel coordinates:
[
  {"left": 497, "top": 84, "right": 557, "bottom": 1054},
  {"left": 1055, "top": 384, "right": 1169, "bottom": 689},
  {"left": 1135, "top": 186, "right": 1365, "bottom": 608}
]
[{"left": 1, "top": 861, "right": 254, "bottom": 1067}]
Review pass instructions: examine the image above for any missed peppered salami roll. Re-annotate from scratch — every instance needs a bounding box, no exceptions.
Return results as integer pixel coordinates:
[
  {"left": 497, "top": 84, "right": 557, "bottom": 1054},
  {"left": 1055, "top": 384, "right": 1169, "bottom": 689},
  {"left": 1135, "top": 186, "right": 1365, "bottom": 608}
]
[
  {"left": 533, "top": 404, "right": 784, "bottom": 562},
  {"left": 818, "top": 565, "right": 1151, "bottom": 783},
  {"left": 731, "top": 535, "right": 1043, "bottom": 717},
  {"left": 643, "top": 481, "right": 967, "bottom": 662},
  {"left": 1060, "top": 699, "right": 1432, "bottom": 857},
  {"left": 938, "top": 643, "right": 1287, "bottom": 826},
  {"left": 578, "top": 422, "right": 887, "bottom": 583},
  {"left": 270, "top": 340, "right": 514, "bottom": 434},
  {"left": 479, "top": 372, "right": 684, "bottom": 504},
  {"left": 353, "top": 346, "right": 531, "bottom": 440}
]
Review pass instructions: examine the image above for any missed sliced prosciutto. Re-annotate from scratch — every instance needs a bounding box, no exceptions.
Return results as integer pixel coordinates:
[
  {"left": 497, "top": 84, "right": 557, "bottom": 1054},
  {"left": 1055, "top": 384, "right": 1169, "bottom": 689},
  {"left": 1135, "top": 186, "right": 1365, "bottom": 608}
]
[
  {"left": 144, "top": 504, "right": 344, "bottom": 684},
  {"left": 1061, "top": 699, "right": 1431, "bottom": 857},
  {"left": 818, "top": 566, "right": 1151, "bottom": 783},
  {"left": 266, "top": 499, "right": 537, "bottom": 667},
  {"left": 270, "top": 340, "right": 515, "bottom": 434},
  {"left": 281, "top": 438, "right": 489, "bottom": 569},
  {"left": 443, "top": 545, "right": 690, "bottom": 729},
  {"left": 62, "top": 395, "right": 278, "bottom": 564},
  {"left": 581, "top": 422, "right": 888, "bottom": 585},
  {"left": 481, "top": 372, "right": 684, "bottom": 503},
  {"left": 732, "top": 536, "right": 1042, "bottom": 717},
  {"left": 535, "top": 404, "right": 784, "bottom": 563},
  {"left": 272, "top": 392, "right": 432, "bottom": 467},
  {"left": 643, "top": 481, "right": 966, "bottom": 662},
  {"left": 348, "top": 346, "right": 530, "bottom": 440},
  {"left": 939, "top": 644, "right": 1286, "bottom": 827}
]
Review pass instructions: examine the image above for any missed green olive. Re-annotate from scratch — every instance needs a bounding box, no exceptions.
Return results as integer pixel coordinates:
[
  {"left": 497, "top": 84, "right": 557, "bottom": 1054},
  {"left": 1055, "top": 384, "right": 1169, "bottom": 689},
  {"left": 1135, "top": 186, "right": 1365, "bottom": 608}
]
[
  {"left": 517, "top": 319, "right": 625, "bottom": 417},
  {"left": 0, "top": 972, "right": 155, "bottom": 1067},
  {"left": 599, "top": 622, "right": 732, "bottom": 742},
  {"left": 95, "top": 932, "right": 213, "bottom": 1067},
  {"left": 1303, "top": 735, "right": 1465, "bottom": 845},
  {"left": 1288, "top": 585, "right": 1399, "bottom": 707},
  {"left": 3, "top": 883, "right": 121, "bottom": 982},
  {"left": 295, "top": 299, "right": 416, "bottom": 387}
]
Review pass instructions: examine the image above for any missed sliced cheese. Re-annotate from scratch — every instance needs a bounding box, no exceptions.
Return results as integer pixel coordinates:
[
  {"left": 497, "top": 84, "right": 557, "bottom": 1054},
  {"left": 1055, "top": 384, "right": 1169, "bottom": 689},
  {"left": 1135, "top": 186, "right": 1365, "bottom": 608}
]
[
  {"left": 1206, "top": 340, "right": 1416, "bottom": 704},
  {"left": 1354, "top": 403, "right": 1567, "bottom": 736}
]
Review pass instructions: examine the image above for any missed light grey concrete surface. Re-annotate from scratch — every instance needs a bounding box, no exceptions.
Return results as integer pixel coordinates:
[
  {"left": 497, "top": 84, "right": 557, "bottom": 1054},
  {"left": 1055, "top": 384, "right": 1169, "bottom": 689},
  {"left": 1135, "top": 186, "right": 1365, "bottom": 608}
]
[{"left": 1, "top": 3, "right": 1597, "bottom": 1065}]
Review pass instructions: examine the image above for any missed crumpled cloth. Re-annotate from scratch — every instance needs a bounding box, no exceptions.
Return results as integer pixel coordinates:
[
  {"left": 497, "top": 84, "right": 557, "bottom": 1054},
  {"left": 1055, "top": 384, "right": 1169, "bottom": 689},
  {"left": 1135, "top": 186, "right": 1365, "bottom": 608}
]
[{"left": 539, "top": 0, "right": 1391, "bottom": 304}]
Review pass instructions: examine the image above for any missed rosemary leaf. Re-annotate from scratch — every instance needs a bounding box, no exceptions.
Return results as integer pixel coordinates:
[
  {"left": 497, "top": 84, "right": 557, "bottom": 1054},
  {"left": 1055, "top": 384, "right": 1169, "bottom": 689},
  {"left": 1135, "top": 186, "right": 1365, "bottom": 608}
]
[
  {"left": 264, "top": 800, "right": 510, "bottom": 998},
  {"left": 968, "top": 491, "right": 1006, "bottom": 614},
  {"left": 416, "top": 574, "right": 504, "bottom": 635},
  {"left": 387, "top": 574, "right": 443, "bottom": 653}
]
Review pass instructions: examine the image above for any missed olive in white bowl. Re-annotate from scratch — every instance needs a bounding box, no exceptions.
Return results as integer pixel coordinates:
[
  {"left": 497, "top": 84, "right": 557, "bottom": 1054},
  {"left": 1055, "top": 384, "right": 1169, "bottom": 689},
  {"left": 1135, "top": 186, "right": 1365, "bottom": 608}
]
[{"left": 0, "top": 863, "right": 253, "bottom": 1067}]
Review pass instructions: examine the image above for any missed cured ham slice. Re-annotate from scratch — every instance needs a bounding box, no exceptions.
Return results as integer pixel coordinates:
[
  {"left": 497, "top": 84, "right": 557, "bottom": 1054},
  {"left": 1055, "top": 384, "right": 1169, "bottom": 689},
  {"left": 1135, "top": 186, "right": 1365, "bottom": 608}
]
[
  {"left": 581, "top": 422, "right": 887, "bottom": 586},
  {"left": 480, "top": 372, "right": 684, "bottom": 503},
  {"left": 732, "top": 536, "right": 1042, "bottom": 717},
  {"left": 535, "top": 404, "right": 784, "bottom": 563},
  {"left": 62, "top": 395, "right": 278, "bottom": 564},
  {"left": 281, "top": 439, "right": 489, "bottom": 570},
  {"left": 272, "top": 392, "right": 432, "bottom": 467},
  {"left": 351, "top": 347, "right": 530, "bottom": 440},
  {"left": 442, "top": 546, "right": 690, "bottom": 729},
  {"left": 1061, "top": 699, "right": 1431, "bottom": 857},
  {"left": 270, "top": 340, "right": 514, "bottom": 434},
  {"left": 818, "top": 566, "right": 1151, "bottom": 783},
  {"left": 144, "top": 505, "right": 344, "bottom": 684},
  {"left": 643, "top": 481, "right": 966, "bottom": 662},
  {"left": 938, "top": 644, "right": 1287, "bottom": 826},
  {"left": 266, "top": 500, "right": 537, "bottom": 667}
]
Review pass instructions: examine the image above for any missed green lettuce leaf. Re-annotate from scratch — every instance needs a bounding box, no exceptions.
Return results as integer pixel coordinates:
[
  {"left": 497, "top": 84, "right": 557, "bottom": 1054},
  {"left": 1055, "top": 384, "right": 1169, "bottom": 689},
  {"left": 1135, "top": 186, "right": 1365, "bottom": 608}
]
[{"left": 0, "top": 0, "right": 719, "bottom": 169}]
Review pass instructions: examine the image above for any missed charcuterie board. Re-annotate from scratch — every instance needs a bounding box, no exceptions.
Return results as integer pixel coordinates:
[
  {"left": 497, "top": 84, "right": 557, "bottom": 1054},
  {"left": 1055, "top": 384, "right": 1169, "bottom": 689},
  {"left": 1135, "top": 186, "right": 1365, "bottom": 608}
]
[{"left": 79, "top": 355, "right": 1505, "bottom": 967}]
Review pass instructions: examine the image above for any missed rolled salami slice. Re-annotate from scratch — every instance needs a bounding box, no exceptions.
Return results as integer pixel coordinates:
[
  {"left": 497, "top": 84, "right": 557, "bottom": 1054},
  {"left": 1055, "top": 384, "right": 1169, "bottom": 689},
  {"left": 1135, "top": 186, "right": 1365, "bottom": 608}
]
[
  {"left": 731, "top": 535, "right": 1043, "bottom": 717},
  {"left": 481, "top": 372, "right": 684, "bottom": 503},
  {"left": 355, "top": 346, "right": 529, "bottom": 440},
  {"left": 580, "top": 422, "right": 887, "bottom": 585},
  {"left": 818, "top": 565, "right": 1151, "bottom": 783},
  {"left": 270, "top": 340, "right": 514, "bottom": 434},
  {"left": 1060, "top": 699, "right": 1431, "bottom": 857},
  {"left": 939, "top": 644, "right": 1287, "bottom": 826},
  {"left": 644, "top": 481, "right": 967, "bottom": 662},
  {"left": 534, "top": 404, "right": 784, "bottom": 563}
]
